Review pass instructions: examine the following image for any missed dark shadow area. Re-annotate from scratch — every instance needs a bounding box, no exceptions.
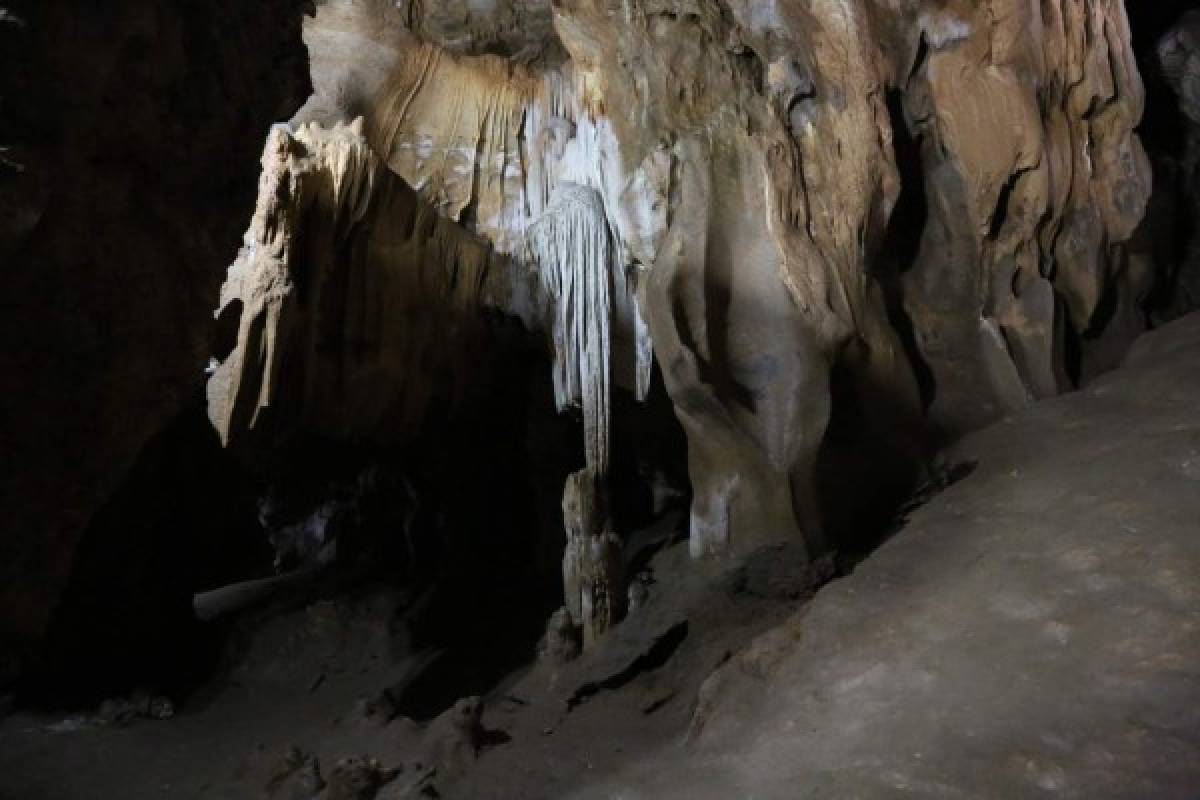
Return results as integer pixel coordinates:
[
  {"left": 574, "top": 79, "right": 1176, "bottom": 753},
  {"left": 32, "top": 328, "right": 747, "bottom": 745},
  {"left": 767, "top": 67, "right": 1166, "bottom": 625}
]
[
  {"left": 17, "top": 395, "right": 272, "bottom": 709},
  {"left": 835, "top": 459, "right": 978, "bottom": 576},
  {"left": 17, "top": 317, "right": 587, "bottom": 720},
  {"left": 1127, "top": 2, "right": 1200, "bottom": 322},
  {"left": 608, "top": 367, "right": 691, "bottom": 538},
  {"left": 313, "top": 319, "right": 582, "bottom": 722},
  {"left": 878, "top": 88, "right": 937, "bottom": 413},
  {"left": 383, "top": 350, "right": 688, "bottom": 721},
  {"left": 814, "top": 356, "right": 926, "bottom": 564},
  {"left": 1130, "top": 2, "right": 1194, "bottom": 159},
  {"left": 213, "top": 298, "right": 243, "bottom": 363},
  {"left": 1061, "top": 298, "right": 1085, "bottom": 388},
  {"left": 812, "top": 88, "right": 940, "bottom": 563}
]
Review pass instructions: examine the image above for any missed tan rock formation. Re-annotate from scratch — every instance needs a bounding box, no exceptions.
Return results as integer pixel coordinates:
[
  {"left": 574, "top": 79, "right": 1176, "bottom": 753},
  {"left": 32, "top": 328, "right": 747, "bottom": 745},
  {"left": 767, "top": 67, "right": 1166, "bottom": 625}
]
[
  {"left": 210, "top": 0, "right": 1153, "bottom": 639},
  {"left": 208, "top": 119, "right": 509, "bottom": 447},
  {"left": 898, "top": 0, "right": 1152, "bottom": 431}
]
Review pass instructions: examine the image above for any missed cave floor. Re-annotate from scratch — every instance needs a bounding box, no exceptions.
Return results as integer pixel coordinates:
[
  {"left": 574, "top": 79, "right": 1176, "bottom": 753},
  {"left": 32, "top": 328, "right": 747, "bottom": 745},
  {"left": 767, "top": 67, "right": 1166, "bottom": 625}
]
[
  {"left": 2, "top": 316, "right": 1199, "bottom": 799},
  {"left": 553, "top": 314, "right": 1200, "bottom": 800}
]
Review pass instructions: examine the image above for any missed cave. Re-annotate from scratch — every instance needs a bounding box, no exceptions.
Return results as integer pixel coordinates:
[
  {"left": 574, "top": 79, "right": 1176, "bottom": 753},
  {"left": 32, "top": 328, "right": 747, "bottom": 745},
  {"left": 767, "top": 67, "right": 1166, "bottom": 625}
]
[{"left": 1, "top": 2, "right": 1199, "bottom": 798}]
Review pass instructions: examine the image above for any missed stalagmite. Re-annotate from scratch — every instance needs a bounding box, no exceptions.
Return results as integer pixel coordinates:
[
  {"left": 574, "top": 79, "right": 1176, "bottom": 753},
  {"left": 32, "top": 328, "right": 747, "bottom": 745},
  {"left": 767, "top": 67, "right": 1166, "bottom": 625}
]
[{"left": 560, "top": 470, "right": 624, "bottom": 650}]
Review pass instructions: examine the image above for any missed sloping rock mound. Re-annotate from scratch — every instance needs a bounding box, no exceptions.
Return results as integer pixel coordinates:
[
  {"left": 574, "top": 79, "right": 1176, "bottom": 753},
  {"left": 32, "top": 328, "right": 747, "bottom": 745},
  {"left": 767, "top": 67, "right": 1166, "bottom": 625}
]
[{"left": 569, "top": 313, "right": 1200, "bottom": 799}]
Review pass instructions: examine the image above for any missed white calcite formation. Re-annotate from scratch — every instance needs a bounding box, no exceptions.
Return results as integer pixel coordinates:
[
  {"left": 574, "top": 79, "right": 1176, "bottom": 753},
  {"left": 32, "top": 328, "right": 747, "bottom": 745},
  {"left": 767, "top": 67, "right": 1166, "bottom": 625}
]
[{"left": 528, "top": 183, "right": 617, "bottom": 477}]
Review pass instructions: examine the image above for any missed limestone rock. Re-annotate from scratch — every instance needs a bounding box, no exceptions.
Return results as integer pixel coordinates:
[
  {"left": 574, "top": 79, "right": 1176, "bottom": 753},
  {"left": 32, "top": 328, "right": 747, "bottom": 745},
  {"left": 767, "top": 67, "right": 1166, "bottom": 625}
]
[
  {"left": 207, "top": 119, "right": 507, "bottom": 447},
  {"left": 898, "top": 0, "right": 1152, "bottom": 432},
  {"left": 426, "top": 696, "right": 484, "bottom": 774},
  {"left": 394, "top": 0, "right": 560, "bottom": 63},
  {"left": 211, "top": 0, "right": 1153, "bottom": 572}
]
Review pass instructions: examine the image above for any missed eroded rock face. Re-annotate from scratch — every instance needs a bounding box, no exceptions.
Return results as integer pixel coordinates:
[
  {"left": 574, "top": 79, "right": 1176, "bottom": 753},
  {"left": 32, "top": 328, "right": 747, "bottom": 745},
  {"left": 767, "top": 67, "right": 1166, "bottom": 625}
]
[
  {"left": 897, "top": 0, "right": 1151, "bottom": 431},
  {"left": 211, "top": 0, "right": 1154, "bottom": 642},
  {"left": 0, "top": 0, "right": 309, "bottom": 674},
  {"left": 208, "top": 119, "right": 507, "bottom": 447}
]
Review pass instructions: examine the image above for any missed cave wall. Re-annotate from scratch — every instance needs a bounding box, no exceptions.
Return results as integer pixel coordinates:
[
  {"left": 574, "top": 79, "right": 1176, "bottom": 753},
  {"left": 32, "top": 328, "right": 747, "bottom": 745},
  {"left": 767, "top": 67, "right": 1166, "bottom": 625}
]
[
  {"left": 0, "top": 0, "right": 311, "bottom": 679},
  {"left": 4, "top": 0, "right": 1194, "bottom": 674},
  {"left": 896, "top": 0, "right": 1150, "bottom": 427},
  {"left": 222, "top": 0, "right": 1149, "bottom": 549}
]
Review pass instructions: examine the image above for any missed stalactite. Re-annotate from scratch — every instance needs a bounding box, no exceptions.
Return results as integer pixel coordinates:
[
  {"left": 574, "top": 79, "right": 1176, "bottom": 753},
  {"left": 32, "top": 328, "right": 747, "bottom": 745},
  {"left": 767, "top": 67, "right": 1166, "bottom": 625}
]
[{"left": 527, "top": 182, "right": 616, "bottom": 476}]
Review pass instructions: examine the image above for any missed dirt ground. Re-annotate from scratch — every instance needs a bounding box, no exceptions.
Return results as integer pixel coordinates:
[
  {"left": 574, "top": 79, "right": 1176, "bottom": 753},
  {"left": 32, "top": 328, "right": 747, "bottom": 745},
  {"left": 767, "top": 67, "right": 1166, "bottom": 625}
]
[{"left": 2, "top": 315, "right": 1198, "bottom": 799}]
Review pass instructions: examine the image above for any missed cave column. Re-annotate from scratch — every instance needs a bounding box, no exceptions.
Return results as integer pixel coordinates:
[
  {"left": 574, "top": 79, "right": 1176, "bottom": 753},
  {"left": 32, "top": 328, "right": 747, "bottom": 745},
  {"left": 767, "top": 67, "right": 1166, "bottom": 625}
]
[{"left": 528, "top": 182, "right": 627, "bottom": 647}]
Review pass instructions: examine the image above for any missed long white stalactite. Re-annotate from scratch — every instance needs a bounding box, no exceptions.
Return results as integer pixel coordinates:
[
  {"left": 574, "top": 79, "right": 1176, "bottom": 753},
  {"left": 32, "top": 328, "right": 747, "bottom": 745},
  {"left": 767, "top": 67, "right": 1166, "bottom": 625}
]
[{"left": 527, "top": 182, "right": 617, "bottom": 478}]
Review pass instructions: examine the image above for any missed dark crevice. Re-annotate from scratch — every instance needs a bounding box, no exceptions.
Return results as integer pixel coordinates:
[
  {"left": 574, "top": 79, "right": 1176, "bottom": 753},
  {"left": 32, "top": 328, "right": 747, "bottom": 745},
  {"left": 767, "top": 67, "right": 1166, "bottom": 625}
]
[
  {"left": 1061, "top": 302, "right": 1084, "bottom": 388},
  {"left": 879, "top": 88, "right": 936, "bottom": 410},
  {"left": 836, "top": 459, "right": 978, "bottom": 575},
  {"left": 1083, "top": 262, "right": 1123, "bottom": 339},
  {"left": 908, "top": 33, "right": 931, "bottom": 84},
  {"left": 987, "top": 169, "right": 1025, "bottom": 241},
  {"left": 214, "top": 298, "right": 243, "bottom": 361},
  {"left": 816, "top": 354, "right": 924, "bottom": 559}
]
